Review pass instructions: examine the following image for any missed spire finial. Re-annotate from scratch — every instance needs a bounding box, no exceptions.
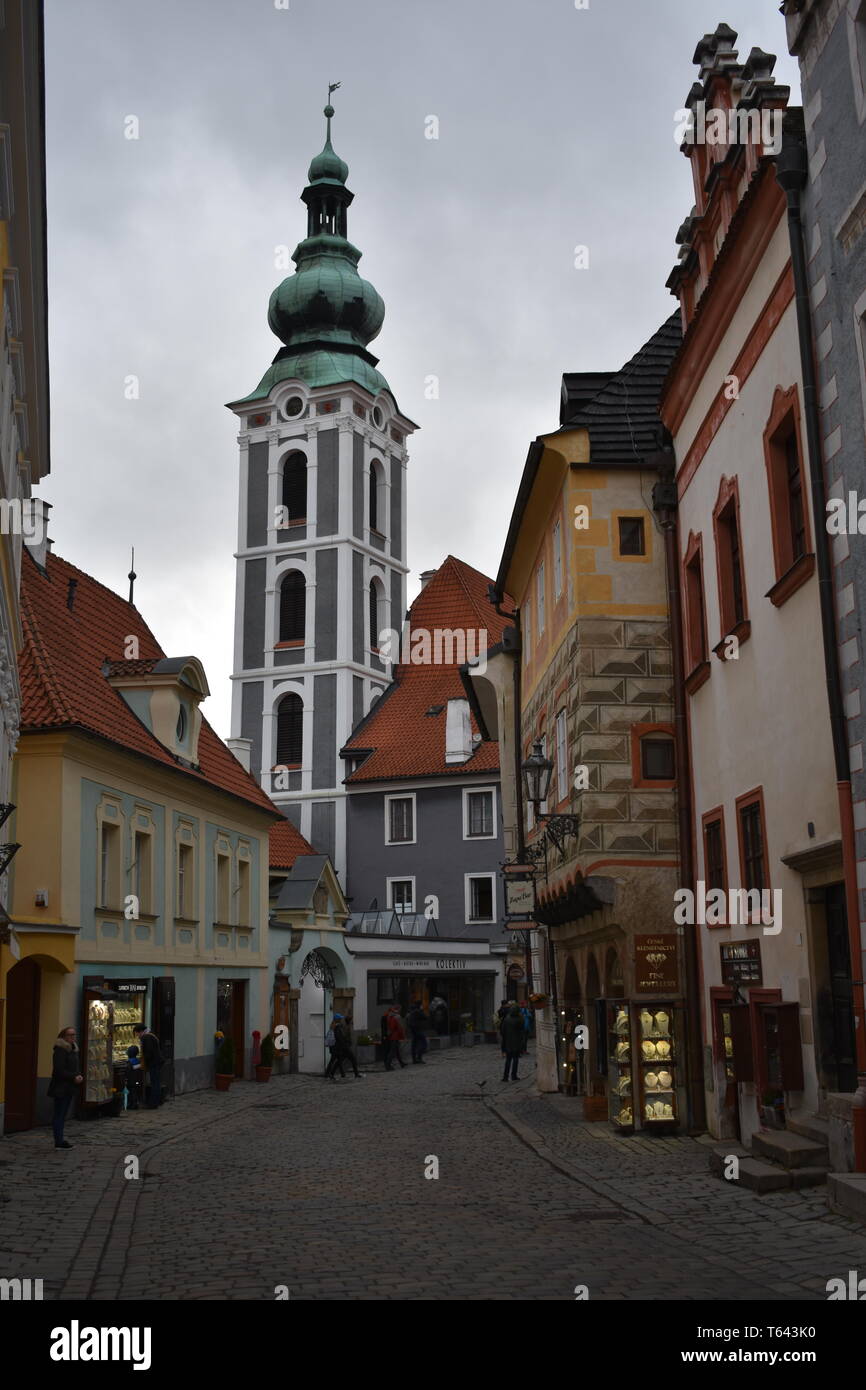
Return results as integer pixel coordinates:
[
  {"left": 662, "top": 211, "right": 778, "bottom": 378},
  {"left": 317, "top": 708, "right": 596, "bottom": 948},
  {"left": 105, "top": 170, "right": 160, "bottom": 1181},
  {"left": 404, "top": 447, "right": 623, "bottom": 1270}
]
[
  {"left": 325, "top": 81, "right": 340, "bottom": 140},
  {"left": 128, "top": 546, "right": 137, "bottom": 605}
]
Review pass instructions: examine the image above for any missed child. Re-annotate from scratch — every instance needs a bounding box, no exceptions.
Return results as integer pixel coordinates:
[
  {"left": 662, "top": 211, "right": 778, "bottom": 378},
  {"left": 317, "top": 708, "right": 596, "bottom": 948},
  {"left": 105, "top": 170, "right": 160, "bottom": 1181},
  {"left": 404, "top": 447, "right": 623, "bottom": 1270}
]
[{"left": 126, "top": 1044, "right": 143, "bottom": 1109}]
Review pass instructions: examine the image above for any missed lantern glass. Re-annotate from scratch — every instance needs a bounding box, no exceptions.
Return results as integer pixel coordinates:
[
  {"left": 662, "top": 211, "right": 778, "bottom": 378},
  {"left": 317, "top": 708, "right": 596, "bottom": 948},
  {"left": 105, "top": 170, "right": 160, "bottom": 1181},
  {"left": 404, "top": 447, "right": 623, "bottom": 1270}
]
[{"left": 521, "top": 740, "right": 554, "bottom": 809}]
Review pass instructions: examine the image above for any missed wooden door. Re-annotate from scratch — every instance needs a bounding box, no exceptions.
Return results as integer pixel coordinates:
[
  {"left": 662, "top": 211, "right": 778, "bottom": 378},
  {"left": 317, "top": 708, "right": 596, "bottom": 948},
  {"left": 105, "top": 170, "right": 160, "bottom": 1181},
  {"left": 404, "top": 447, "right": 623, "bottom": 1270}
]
[{"left": 5, "top": 957, "right": 40, "bottom": 1132}]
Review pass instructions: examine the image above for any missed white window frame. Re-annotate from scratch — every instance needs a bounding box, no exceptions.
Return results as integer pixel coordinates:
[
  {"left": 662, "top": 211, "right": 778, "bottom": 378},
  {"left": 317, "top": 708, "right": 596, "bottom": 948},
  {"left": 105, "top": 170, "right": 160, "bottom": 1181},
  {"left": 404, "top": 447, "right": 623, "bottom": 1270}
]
[
  {"left": 216, "top": 848, "right": 232, "bottom": 925},
  {"left": 463, "top": 785, "right": 497, "bottom": 840},
  {"left": 536, "top": 562, "right": 546, "bottom": 634},
  {"left": 387, "top": 876, "right": 416, "bottom": 913},
  {"left": 540, "top": 733, "right": 550, "bottom": 815},
  {"left": 384, "top": 792, "right": 417, "bottom": 846},
  {"left": 555, "top": 711, "right": 568, "bottom": 806},
  {"left": 553, "top": 520, "right": 563, "bottom": 598},
  {"left": 465, "top": 872, "right": 496, "bottom": 925}
]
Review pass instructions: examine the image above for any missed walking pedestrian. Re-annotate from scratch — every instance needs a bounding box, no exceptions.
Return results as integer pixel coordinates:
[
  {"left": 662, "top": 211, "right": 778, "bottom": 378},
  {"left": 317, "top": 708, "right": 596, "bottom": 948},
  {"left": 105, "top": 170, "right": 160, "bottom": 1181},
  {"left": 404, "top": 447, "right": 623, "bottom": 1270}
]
[
  {"left": 407, "top": 1000, "right": 428, "bottom": 1063},
  {"left": 519, "top": 1002, "right": 532, "bottom": 1054},
  {"left": 335, "top": 1014, "right": 363, "bottom": 1079},
  {"left": 133, "top": 1023, "right": 164, "bottom": 1108},
  {"left": 48, "top": 1026, "right": 82, "bottom": 1149},
  {"left": 430, "top": 994, "right": 448, "bottom": 1036},
  {"left": 501, "top": 1006, "right": 525, "bottom": 1082},
  {"left": 383, "top": 1004, "right": 407, "bottom": 1070}
]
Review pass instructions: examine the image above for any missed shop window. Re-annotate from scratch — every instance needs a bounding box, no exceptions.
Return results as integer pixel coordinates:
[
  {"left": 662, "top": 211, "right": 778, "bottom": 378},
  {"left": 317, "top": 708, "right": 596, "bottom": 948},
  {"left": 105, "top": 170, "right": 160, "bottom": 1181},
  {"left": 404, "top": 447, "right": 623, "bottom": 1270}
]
[
  {"left": 737, "top": 790, "right": 768, "bottom": 894},
  {"left": 632, "top": 724, "right": 675, "bottom": 789},
  {"left": 177, "top": 841, "right": 194, "bottom": 918},
  {"left": 683, "top": 532, "right": 709, "bottom": 691},
  {"left": 713, "top": 476, "right": 749, "bottom": 646},
  {"left": 278, "top": 571, "right": 305, "bottom": 643},
  {"left": 281, "top": 452, "right": 307, "bottom": 524},
  {"left": 237, "top": 857, "right": 251, "bottom": 928},
  {"left": 553, "top": 519, "right": 563, "bottom": 598},
  {"left": 388, "top": 878, "right": 415, "bottom": 913},
  {"left": 376, "top": 976, "right": 398, "bottom": 1004},
  {"left": 536, "top": 562, "right": 546, "bottom": 635},
  {"left": 555, "top": 709, "right": 568, "bottom": 803},
  {"left": 702, "top": 812, "right": 727, "bottom": 894},
  {"left": 275, "top": 693, "right": 303, "bottom": 767},
  {"left": 99, "top": 821, "right": 120, "bottom": 908},
  {"left": 466, "top": 873, "right": 495, "bottom": 923},
  {"left": 385, "top": 793, "right": 415, "bottom": 845},
  {"left": 464, "top": 787, "right": 495, "bottom": 839},
  {"left": 763, "top": 385, "right": 814, "bottom": 606},
  {"left": 617, "top": 515, "right": 645, "bottom": 556},
  {"left": 216, "top": 851, "right": 231, "bottom": 925}
]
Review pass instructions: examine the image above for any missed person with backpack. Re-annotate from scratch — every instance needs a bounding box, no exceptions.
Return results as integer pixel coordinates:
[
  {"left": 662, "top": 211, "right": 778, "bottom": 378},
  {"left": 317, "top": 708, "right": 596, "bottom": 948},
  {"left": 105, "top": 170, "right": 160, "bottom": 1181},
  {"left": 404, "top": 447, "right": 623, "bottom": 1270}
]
[
  {"left": 48, "top": 1026, "right": 83, "bottom": 1148},
  {"left": 407, "top": 1000, "right": 428, "bottom": 1064},
  {"left": 383, "top": 1004, "right": 407, "bottom": 1070},
  {"left": 335, "top": 1013, "right": 363, "bottom": 1080},
  {"left": 501, "top": 1005, "right": 525, "bottom": 1082},
  {"left": 325, "top": 1014, "right": 346, "bottom": 1080},
  {"left": 133, "top": 1023, "right": 164, "bottom": 1108}
]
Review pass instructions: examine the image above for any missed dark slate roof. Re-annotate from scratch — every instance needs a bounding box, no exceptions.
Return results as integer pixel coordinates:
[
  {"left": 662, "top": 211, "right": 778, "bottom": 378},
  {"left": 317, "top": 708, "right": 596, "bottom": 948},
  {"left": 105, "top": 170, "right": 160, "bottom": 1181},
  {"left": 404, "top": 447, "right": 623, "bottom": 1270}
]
[
  {"left": 273, "top": 854, "right": 330, "bottom": 910},
  {"left": 556, "top": 313, "right": 682, "bottom": 465}
]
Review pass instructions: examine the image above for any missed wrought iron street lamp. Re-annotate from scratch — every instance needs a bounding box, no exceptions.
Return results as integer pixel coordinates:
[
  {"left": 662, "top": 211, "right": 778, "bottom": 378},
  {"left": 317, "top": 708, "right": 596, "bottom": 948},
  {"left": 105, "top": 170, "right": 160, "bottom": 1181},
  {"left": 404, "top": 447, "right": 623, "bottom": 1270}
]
[{"left": 520, "top": 741, "right": 580, "bottom": 864}]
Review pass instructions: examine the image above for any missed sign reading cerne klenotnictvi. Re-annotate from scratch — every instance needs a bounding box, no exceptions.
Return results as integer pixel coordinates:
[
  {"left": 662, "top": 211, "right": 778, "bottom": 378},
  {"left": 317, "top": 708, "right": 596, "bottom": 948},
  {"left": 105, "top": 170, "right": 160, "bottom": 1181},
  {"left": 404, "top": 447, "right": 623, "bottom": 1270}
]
[{"left": 634, "top": 935, "right": 679, "bottom": 994}]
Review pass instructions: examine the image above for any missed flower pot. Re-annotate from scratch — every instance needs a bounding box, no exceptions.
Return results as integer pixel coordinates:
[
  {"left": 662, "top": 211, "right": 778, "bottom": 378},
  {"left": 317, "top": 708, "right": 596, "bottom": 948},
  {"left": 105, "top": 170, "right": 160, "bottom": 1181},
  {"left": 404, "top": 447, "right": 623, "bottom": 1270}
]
[
  {"left": 214, "top": 1073, "right": 233, "bottom": 1092},
  {"left": 255, "top": 1065, "right": 272, "bottom": 1083}
]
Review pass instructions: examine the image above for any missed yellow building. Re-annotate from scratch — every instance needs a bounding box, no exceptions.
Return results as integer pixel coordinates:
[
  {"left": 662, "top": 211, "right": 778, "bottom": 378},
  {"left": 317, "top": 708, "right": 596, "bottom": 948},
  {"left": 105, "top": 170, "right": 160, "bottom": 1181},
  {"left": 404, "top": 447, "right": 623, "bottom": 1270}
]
[{"left": 468, "top": 317, "right": 702, "bottom": 1130}]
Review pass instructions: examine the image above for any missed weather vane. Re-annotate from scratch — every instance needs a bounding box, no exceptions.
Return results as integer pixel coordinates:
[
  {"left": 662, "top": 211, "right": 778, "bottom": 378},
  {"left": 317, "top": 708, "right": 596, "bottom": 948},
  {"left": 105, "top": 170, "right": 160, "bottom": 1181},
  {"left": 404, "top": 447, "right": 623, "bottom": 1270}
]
[{"left": 328, "top": 81, "right": 341, "bottom": 100}]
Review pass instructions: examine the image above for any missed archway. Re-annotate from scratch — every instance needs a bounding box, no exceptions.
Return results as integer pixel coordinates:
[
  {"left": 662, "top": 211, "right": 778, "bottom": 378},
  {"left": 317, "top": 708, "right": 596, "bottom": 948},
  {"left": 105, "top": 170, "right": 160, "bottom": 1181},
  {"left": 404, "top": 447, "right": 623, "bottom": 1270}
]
[
  {"left": 5, "top": 957, "right": 41, "bottom": 1131},
  {"left": 561, "top": 957, "right": 585, "bottom": 1098},
  {"left": 584, "top": 953, "right": 604, "bottom": 1094},
  {"left": 605, "top": 945, "right": 624, "bottom": 998},
  {"left": 297, "top": 945, "right": 348, "bottom": 1075}
]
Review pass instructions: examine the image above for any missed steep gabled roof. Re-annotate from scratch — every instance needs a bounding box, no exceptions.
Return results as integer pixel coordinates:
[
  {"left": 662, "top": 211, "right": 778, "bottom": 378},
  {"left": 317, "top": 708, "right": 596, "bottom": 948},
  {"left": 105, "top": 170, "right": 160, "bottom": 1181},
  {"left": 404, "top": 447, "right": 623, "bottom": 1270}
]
[
  {"left": 342, "top": 555, "right": 511, "bottom": 783},
  {"left": 269, "top": 817, "right": 317, "bottom": 871},
  {"left": 555, "top": 313, "right": 682, "bottom": 463},
  {"left": 19, "top": 549, "right": 278, "bottom": 816}
]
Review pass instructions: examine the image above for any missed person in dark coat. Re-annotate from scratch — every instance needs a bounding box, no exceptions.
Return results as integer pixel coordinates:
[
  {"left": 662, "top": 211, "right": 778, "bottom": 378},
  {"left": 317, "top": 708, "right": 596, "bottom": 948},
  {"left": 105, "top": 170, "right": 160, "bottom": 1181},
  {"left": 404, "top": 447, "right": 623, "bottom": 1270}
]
[
  {"left": 407, "top": 1001, "right": 428, "bottom": 1064},
  {"left": 48, "top": 1026, "right": 82, "bottom": 1148},
  {"left": 382, "top": 1005, "right": 407, "bottom": 1070},
  {"left": 501, "top": 1006, "right": 525, "bottom": 1082},
  {"left": 133, "top": 1023, "right": 164, "bottom": 1108}
]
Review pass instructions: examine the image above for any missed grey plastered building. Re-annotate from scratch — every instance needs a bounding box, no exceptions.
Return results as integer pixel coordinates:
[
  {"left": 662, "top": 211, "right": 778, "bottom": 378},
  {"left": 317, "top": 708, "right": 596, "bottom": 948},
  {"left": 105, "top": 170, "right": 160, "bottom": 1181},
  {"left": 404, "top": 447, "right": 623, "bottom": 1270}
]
[{"left": 783, "top": 3, "right": 866, "bottom": 981}]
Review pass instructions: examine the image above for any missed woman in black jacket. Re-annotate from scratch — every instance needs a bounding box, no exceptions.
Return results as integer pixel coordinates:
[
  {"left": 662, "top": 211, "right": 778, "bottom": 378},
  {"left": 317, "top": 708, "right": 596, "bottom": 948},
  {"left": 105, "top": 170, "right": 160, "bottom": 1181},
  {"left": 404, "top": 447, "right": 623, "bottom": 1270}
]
[{"left": 48, "top": 1027, "right": 82, "bottom": 1148}]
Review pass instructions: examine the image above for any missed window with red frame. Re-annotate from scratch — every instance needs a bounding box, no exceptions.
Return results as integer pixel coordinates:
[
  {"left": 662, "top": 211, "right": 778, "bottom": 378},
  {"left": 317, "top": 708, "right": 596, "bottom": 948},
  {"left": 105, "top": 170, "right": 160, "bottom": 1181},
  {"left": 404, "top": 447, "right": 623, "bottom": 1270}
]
[
  {"left": 714, "top": 481, "right": 747, "bottom": 634},
  {"left": 739, "top": 800, "right": 766, "bottom": 893},
  {"left": 704, "top": 817, "right": 725, "bottom": 891},
  {"left": 684, "top": 541, "right": 708, "bottom": 669},
  {"left": 640, "top": 735, "right": 675, "bottom": 781},
  {"left": 764, "top": 388, "right": 811, "bottom": 590}
]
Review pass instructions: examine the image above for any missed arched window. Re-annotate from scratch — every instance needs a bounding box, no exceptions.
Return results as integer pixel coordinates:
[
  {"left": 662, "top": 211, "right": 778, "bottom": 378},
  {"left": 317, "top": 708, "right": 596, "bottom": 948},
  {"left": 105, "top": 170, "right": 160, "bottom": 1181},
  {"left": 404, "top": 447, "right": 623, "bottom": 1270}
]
[
  {"left": 279, "top": 571, "right": 305, "bottom": 643},
  {"left": 282, "top": 452, "right": 307, "bottom": 524},
  {"left": 369, "top": 581, "right": 379, "bottom": 651},
  {"left": 369, "top": 460, "right": 385, "bottom": 534},
  {"left": 275, "top": 693, "right": 303, "bottom": 766}
]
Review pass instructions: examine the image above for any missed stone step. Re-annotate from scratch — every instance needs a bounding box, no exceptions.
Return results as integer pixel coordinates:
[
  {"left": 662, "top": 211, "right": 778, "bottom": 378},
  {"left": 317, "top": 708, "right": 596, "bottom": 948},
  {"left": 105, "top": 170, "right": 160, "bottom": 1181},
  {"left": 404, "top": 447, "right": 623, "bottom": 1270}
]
[
  {"left": 786, "top": 1114, "right": 831, "bottom": 1147},
  {"left": 752, "top": 1129, "right": 829, "bottom": 1169},
  {"left": 827, "top": 1173, "right": 866, "bottom": 1225},
  {"left": 789, "top": 1166, "right": 831, "bottom": 1190},
  {"left": 732, "top": 1157, "right": 793, "bottom": 1193},
  {"left": 707, "top": 1142, "right": 749, "bottom": 1178}
]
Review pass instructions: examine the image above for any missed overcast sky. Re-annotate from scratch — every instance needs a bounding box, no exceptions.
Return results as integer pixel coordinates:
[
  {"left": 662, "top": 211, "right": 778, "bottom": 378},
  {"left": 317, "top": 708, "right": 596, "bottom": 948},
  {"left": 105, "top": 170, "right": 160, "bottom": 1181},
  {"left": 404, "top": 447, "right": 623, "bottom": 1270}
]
[{"left": 43, "top": 0, "right": 801, "bottom": 741}]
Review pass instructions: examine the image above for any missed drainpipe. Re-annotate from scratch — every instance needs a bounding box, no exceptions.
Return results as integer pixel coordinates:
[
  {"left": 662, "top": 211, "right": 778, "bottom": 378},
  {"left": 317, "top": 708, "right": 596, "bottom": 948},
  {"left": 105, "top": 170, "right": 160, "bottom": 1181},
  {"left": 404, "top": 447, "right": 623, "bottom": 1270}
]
[
  {"left": 652, "top": 458, "right": 706, "bottom": 1133},
  {"left": 776, "top": 110, "right": 866, "bottom": 1171}
]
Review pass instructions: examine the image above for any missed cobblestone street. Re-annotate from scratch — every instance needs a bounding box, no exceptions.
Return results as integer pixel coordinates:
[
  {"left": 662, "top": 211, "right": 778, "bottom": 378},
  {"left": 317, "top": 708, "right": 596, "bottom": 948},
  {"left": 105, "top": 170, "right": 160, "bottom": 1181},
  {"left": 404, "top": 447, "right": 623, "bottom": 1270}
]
[{"left": 2, "top": 1044, "right": 866, "bottom": 1301}]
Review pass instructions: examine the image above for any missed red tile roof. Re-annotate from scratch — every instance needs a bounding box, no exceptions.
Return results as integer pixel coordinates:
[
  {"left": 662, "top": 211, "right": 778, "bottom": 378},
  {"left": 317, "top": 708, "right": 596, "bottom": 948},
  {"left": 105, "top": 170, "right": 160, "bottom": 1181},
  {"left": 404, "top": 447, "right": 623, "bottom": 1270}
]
[
  {"left": 269, "top": 816, "right": 317, "bottom": 870},
  {"left": 343, "top": 555, "right": 511, "bottom": 783},
  {"left": 19, "top": 549, "right": 279, "bottom": 816}
]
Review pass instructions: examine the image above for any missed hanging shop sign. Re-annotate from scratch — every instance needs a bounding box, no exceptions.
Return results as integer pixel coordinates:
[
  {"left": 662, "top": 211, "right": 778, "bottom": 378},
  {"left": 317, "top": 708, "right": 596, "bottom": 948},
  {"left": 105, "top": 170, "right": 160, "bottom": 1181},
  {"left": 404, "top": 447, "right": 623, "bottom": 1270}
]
[
  {"left": 634, "top": 935, "right": 679, "bottom": 994},
  {"left": 504, "top": 878, "right": 535, "bottom": 918},
  {"left": 720, "top": 940, "right": 762, "bottom": 986},
  {"left": 110, "top": 979, "right": 150, "bottom": 993},
  {"left": 507, "top": 963, "right": 524, "bottom": 980}
]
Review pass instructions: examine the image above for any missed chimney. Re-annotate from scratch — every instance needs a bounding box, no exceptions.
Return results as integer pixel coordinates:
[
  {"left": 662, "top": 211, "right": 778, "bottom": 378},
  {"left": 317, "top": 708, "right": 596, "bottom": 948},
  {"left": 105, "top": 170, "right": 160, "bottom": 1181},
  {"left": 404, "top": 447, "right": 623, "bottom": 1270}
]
[
  {"left": 23, "top": 497, "right": 52, "bottom": 570},
  {"left": 419, "top": 569, "right": 437, "bottom": 590},
  {"left": 226, "top": 736, "right": 252, "bottom": 772},
  {"left": 445, "top": 698, "right": 473, "bottom": 764}
]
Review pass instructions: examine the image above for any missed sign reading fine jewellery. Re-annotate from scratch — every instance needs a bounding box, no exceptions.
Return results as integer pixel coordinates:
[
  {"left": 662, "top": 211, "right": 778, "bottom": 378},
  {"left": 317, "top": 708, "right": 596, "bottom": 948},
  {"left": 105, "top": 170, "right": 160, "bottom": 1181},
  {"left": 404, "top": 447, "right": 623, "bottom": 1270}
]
[{"left": 634, "top": 935, "right": 679, "bottom": 994}]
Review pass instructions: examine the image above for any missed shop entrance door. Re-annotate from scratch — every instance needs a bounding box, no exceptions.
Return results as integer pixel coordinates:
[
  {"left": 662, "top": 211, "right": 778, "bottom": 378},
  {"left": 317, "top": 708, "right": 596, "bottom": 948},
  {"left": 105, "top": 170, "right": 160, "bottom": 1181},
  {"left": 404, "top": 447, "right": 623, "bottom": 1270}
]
[
  {"left": 152, "top": 977, "right": 175, "bottom": 1097},
  {"left": 824, "top": 884, "right": 857, "bottom": 1092},
  {"left": 217, "top": 980, "right": 246, "bottom": 1077},
  {"left": 5, "top": 958, "right": 40, "bottom": 1132}
]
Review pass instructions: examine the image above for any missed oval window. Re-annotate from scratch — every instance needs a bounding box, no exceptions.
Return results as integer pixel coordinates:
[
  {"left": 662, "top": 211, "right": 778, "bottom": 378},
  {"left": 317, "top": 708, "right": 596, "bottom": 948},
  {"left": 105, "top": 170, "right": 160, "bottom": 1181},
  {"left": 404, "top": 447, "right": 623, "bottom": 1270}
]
[
  {"left": 372, "top": 405, "right": 384, "bottom": 429},
  {"left": 176, "top": 705, "right": 187, "bottom": 742},
  {"left": 284, "top": 396, "right": 304, "bottom": 418}
]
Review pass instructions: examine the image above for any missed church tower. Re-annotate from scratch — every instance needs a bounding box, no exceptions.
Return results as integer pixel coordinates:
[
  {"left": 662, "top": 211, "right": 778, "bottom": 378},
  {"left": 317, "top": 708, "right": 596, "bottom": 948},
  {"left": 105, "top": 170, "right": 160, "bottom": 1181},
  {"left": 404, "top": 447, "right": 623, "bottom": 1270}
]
[{"left": 228, "top": 100, "right": 415, "bottom": 881}]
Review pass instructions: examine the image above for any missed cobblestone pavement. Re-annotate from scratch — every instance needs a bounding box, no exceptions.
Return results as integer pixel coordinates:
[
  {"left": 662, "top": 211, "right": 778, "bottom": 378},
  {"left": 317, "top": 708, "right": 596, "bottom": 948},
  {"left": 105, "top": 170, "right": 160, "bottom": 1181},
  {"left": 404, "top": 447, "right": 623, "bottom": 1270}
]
[{"left": 2, "top": 1044, "right": 866, "bottom": 1300}]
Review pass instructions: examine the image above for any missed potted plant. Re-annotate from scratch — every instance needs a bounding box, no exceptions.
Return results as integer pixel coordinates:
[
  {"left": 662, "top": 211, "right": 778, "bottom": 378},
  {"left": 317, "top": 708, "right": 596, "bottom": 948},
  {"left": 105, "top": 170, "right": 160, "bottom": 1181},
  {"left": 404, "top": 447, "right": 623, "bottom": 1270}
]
[
  {"left": 529, "top": 992, "right": 549, "bottom": 1010},
  {"left": 761, "top": 1088, "right": 785, "bottom": 1129},
  {"left": 215, "top": 1036, "right": 235, "bottom": 1091},
  {"left": 256, "top": 1034, "right": 274, "bottom": 1083}
]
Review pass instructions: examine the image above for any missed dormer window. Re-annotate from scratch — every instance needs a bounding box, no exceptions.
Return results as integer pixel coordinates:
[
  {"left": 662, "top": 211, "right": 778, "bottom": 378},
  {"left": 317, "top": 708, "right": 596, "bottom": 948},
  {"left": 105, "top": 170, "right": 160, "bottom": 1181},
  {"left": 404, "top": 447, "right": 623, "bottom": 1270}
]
[{"left": 105, "top": 654, "right": 210, "bottom": 766}]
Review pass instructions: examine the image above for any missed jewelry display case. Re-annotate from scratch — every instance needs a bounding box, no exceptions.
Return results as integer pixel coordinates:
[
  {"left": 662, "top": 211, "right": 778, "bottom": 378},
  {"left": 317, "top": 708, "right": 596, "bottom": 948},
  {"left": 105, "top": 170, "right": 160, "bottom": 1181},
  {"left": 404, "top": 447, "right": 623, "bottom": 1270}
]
[
  {"left": 636, "top": 1003, "right": 679, "bottom": 1130},
  {"left": 607, "top": 1001, "right": 634, "bottom": 1132}
]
